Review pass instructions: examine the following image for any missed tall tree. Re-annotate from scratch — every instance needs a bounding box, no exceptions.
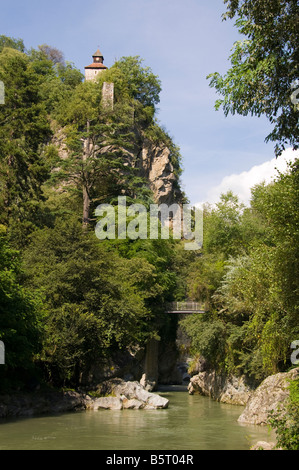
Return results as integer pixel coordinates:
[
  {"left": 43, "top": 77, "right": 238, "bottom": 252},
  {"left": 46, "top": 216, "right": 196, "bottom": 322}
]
[
  {"left": 0, "top": 225, "right": 44, "bottom": 390},
  {"left": 208, "top": 0, "right": 299, "bottom": 156},
  {"left": 52, "top": 79, "right": 144, "bottom": 228},
  {"left": 22, "top": 218, "right": 159, "bottom": 386},
  {"left": 0, "top": 47, "right": 52, "bottom": 245},
  {"left": 51, "top": 57, "right": 163, "bottom": 228},
  {"left": 182, "top": 160, "right": 299, "bottom": 380}
]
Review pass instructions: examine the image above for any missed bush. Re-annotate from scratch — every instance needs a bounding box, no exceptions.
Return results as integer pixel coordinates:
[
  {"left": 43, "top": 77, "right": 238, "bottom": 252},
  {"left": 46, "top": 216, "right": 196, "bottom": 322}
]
[{"left": 268, "top": 376, "right": 299, "bottom": 450}]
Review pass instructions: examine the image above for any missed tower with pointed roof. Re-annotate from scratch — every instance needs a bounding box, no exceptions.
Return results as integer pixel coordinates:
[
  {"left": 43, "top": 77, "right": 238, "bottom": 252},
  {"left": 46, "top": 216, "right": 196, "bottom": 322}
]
[{"left": 85, "top": 48, "right": 108, "bottom": 81}]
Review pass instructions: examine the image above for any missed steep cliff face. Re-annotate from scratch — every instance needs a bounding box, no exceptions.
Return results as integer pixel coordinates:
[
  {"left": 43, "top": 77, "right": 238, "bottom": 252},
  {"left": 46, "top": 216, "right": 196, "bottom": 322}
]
[
  {"left": 188, "top": 371, "right": 255, "bottom": 406},
  {"left": 138, "top": 138, "right": 181, "bottom": 205},
  {"left": 51, "top": 123, "right": 183, "bottom": 206}
]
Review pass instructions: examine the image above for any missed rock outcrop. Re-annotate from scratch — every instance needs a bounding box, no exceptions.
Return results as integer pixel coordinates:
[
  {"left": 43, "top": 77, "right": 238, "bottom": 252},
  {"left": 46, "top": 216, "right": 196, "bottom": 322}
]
[
  {"left": 90, "top": 379, "right": 169, "bottom": 410},
  {"left": 238, "top": 367, "right": 299, "bottom": 425},
  {"left": 188, "top": 371, "right": 255, "bottom": 406},
  {"left": 250, "top": 441, "right": 281, "bottom": 451},
  {"left": 52, "top": 124, "right": 182, "bottom": 206},
  {"left": 138, "top": 138, "right": 179, "bottom": 204},
  {"left": 0, "top": 390, "right": 87, "bottom": 419},
  {"left": 0, "top": 380, "right": 169, "bottom": 419}
]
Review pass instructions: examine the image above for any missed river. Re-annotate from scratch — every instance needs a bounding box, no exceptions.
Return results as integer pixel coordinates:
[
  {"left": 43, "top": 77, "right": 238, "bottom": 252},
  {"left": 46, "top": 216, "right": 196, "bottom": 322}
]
[{"left": 0, "top": 386, "right": 274, "bottom": 450}]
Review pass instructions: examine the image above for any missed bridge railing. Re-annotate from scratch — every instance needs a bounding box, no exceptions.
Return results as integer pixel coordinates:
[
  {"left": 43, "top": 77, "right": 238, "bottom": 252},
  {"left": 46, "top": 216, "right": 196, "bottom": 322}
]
[{"left": 166, "top": 301, "right": 205, "bottom": 313}]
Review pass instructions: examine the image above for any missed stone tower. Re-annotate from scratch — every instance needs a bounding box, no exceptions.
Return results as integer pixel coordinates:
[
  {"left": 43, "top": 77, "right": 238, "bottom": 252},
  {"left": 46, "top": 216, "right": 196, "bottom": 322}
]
[{"left": 85, "top": 48, "right": 108, "bottom": 81}]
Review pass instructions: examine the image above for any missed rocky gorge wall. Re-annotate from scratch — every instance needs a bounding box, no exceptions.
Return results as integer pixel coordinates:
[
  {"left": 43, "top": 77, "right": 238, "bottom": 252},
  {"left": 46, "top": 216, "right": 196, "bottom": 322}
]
[
  {"left": 188, "top": 371, "right": 255, "bottom": 406},
  {"left": 136, "top": 137, "right": 182, "bottom": 205}
]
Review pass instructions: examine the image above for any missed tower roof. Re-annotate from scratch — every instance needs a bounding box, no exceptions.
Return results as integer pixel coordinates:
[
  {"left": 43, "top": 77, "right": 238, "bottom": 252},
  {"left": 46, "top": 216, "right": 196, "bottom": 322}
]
[
  {"left": 85, "top": 47, "right": 108, "bottom": 74},
  {"left": 93, "top": 48, "right": 104, "bottom": 58},
  {"left": 85, "top": 62, "right": 107, "bottom": 70}
]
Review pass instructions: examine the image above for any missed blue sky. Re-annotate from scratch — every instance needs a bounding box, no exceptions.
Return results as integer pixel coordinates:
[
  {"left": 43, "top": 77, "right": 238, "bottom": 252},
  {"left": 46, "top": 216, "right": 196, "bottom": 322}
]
[{"left": 1, "top": 0, "right": 297, "bottom": 205}]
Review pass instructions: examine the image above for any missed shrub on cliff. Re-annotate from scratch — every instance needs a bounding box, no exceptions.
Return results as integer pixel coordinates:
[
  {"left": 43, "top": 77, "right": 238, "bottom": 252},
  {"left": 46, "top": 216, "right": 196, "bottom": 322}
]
[{"left": 268, "top": 375, "right": 299, "bottom": 450}]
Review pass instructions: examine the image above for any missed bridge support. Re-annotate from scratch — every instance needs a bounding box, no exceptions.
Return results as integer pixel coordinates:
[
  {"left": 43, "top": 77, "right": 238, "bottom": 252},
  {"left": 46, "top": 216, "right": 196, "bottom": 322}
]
[{"left": 140, "top": 338, "right": 159, "bottom": 391}]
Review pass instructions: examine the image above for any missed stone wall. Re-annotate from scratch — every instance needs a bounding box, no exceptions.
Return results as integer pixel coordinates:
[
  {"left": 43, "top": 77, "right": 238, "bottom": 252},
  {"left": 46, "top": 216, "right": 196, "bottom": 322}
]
[
  {"left": 85, "top": 68, "right": 106, "bottom": 81},
  {"left": 102, "top": 82, "right": 114, "bottom": 110}
]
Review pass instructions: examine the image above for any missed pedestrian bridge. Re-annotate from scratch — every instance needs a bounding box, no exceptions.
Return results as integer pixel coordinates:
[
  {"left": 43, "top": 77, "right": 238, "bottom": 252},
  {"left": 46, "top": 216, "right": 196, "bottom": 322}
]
[{"left": 165, "top": 301, "right": 205, "bottom": 314}]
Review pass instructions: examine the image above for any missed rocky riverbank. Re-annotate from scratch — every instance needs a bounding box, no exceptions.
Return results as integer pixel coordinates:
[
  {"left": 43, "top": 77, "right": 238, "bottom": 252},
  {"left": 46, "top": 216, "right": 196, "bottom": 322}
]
[
  {"left": 238, "top": 367, "right": 299, "bottom": 426},
  {"left": 0, "top": 379, "right": 169, "bottom": 419},
  {"left": 188, "top": 371, "right": 255, "bottom": 406},
  {"left": 188, "top": 367, "right": 299, "bottom": 426}
]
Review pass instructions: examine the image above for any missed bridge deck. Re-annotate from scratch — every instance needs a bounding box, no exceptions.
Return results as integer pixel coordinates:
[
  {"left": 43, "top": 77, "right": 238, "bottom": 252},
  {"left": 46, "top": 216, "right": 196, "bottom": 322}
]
[{"left": 165, "top": 302, "right": 205, "bottom": 314}]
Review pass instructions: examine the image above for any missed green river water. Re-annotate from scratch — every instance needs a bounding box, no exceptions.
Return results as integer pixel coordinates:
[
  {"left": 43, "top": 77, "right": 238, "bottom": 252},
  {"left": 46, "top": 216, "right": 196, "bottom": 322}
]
[{"left": 0, "top": 387, "right": 275, "bottom": 450}]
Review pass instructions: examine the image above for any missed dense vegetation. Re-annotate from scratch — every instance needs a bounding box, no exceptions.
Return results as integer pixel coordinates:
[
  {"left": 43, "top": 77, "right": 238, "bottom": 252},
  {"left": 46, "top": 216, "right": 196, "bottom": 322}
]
[
  {"left": 0, "top": 0, "right": 298, "bottom": 449},
  {"left": 208, "top": 0, "right": 299, "bottom": 156},
  {"left": 185, "top": 0, "right": 299, "bottom": 449},
  {"left": 0, "top": 36, "right": 183, "bottom": 390},
  {"left": 268, "top": 376, "right": 299, "bottom": 450},
  {"left": 0, "top": 23, "right": 297, "bottom": 410},
  {"left": 181, "top": 164, "right": 299, "bottom": 382},
  {"left": 183, "top": 0, "right": 298, "bottom": 385}
]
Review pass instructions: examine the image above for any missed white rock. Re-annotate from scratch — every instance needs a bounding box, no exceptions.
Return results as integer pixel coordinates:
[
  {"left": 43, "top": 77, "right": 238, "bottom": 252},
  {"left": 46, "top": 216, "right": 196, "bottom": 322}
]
[{"left": 91, "top": 397, "right": 123, "bottom": 410}]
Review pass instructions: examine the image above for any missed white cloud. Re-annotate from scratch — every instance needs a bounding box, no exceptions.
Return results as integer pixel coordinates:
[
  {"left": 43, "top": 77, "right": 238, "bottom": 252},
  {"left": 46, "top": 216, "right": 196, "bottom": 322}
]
[{"left": 198, "top": 148, "right": 299, "bottom": 206}]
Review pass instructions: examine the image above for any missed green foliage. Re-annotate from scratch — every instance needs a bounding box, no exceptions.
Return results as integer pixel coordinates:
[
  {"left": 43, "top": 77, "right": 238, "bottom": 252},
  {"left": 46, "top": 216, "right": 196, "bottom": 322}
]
[
  {"left": 268, "top": 376, "right": 299, "bottom": 450},
  {"left": 0, "top": 35, "right": 25, "bottom": 53},
  {"left": 181, "top": 160, "right": 299, "bottom": 381},
  {"left": 22, "top": 218, "right": 157, "bottom": 385},
  {"left": 203, "top": 191, "right": 246, "bottom": 257},
  {"left": 0, "top": 47, "right": 52, "bottom": 246},
  {"left": 0, "top": 37, "right": 183, "bottom": 389},
  {"left": 0, "top": 38, "right": 84, "bottom": 246},
  {"left": 49, "top": 55, "right": 180, "bottom": 230},
  {"left": 0, "top": 226, "right": 44, "bottom": 390},
  {"left": 181, "top": 314, "right": 227, "bottom": 370},
  {"left": 208, "top": 0, "right": 299, "bottom": 156},
  {"left": 108, "top": 56, "right": 162, "bottom": 109}
]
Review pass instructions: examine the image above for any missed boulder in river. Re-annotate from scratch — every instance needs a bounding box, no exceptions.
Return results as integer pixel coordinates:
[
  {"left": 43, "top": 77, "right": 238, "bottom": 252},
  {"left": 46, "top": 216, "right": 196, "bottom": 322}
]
[
  {"left": 89, "top": 379, "right": 169, "bottom": 410},
  {"left": 0, "top": 380, "right": 169, "bottom": 418},
  {"left": 90, "top": 396, "right": 123, "bottom": 410}
]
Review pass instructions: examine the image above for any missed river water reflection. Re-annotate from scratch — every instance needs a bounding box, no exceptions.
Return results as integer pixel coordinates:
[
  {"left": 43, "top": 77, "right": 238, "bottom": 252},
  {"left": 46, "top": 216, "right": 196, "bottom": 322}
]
[{"left": 0, "top": 387, "right": 275, "bottom": 450}]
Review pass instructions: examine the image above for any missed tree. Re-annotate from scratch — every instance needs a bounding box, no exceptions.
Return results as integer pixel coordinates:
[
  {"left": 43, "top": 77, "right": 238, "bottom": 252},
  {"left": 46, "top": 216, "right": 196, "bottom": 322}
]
[
  {"left": 181, "top": 161, "right": 299, "bottom": 380},
  {"left": 107, "top": 56, "right": 162, "bottom": 110},
  {"left": 0, "top": 35, "right": 25, "bottom": 53},
  {"left": 51, "top": 79, "right": 145, "bottom": 227},
  {"left": 208, "top": 0, "right": 299, "bottom": 156},
  {"left": 22, "top": 218, "right": 158, "bottom": 386},
  {"left": 27, "top": 46, "right": 84, "bottom": 116},
  {"left": 0, "top": 42, "right": 183, "bottom": 389},
  {"left": 0, "top": 226, "right": 44, "bottom": 390},
  {"left": 38, "top": 44, "right": 65, "bottom": 65},
  {"left": 203, "top": 191, "right": 246, "bottom": 258},
  {"left": 50, "top": 56, "right": 165, "bottom": 228},
  {"left": 0, "top": 47, "right": 52, "bottom": 245}
]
